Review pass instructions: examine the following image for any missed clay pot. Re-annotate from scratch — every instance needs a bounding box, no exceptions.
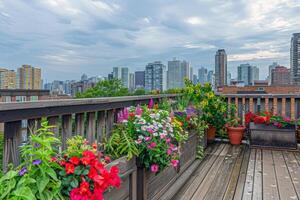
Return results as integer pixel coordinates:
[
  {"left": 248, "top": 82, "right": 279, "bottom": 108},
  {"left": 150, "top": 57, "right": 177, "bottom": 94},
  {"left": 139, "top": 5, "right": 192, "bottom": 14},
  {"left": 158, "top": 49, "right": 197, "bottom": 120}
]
[
  {"left": 207, "top": 126, "right": 216, "bottom": 142},
  {"left": 227, "top": 126, "right": 245, "bottom": 145}
]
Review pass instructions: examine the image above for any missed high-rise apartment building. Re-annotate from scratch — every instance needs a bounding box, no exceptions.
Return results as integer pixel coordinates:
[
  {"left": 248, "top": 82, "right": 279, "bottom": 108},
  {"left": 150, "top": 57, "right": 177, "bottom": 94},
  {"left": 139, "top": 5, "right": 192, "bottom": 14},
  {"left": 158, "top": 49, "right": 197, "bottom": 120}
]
[
  {"left": 290, "top": 33, "right": 300, "bottom": 85},
  {"left": 0, "top": 68, "right": 17, "bottom": 89},
  {"left": 17, "top": 65, "right": 41, "bottom": 89},
  {"left": 135, "top": 71, "right": 145, "bottom": 89},
  {"left": 215, "top": 49, "right": 227, "bottom": 87},
  {"left": 167, "top": 58, "right": 190, "bottom": 89},
  {"left": 113, "top": 67, "right": 129, "bottom": 88},
  {"left": 145, "top": 61, "right": 167, "bottom": 92},
  {"left": 271, "top": 66, "right": 290, "bottom": 85},
  {"left": 237, "top": 64, "right": 259, "bottom": 86},
  {"left": 198, "top": 67, "right": 208, "bottom": 84}
]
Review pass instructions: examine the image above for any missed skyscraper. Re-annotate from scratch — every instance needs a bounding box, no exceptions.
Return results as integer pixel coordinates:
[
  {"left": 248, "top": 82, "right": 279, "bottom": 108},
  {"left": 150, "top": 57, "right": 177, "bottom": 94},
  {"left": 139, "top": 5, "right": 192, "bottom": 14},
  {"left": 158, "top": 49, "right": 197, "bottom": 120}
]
[
  {"left": 145, "top": 61, "right": 167, "bottom": 92},
  {"left": 237, "top": 64, "right": 259, "bottom": 85},
  {"left": 271, "top": 66, "right": 290, "bottom": 85},
  {"left": 198, "top": 67, "right": 208, "bottom": 84},
  {"left": 215, "top": 49, "right": 227, "bottom": 87},
  {"left": 129, "top": 73, "right": 135, "bottom": 91},
  {"left": 290, "top": 33, "right": 300, "bottom": 85},
  {"left": 0, "top": 68, "right": 16, "bottom": 89},
  {"left": 17, "top": 65, "right": 41, "bottom": 89},
  {"left": 167, "top": 58, "right": 190, "bottom": 89},
  {"left": 113, "top": 67, "right": 129, "bottom": 88},
  {"left": 135, "top": 71, "right": 145, "bottom": 89}
]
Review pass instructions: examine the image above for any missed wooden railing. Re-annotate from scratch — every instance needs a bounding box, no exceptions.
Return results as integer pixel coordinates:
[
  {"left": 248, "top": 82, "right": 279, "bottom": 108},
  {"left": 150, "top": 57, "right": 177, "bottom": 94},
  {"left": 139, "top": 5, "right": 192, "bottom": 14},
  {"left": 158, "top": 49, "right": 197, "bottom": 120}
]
[
  {"left": 0, "top": 94, "right": 180, "bottom": 171},
  {"left": 223, "top": 94, "right": 300, "bottom": 124}
]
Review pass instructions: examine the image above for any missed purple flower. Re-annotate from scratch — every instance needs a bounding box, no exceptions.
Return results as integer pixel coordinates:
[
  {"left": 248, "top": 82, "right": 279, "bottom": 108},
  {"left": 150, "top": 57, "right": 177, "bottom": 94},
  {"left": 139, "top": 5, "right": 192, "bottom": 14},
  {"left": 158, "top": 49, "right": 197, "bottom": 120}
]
[
  {"left": 174, "top": 111, "right": 184, "bottom": 117},
  {"left": 32, "top": 159, "right": 42, "bottom": 165},
  {"left": 34, "top": 143, "right": 41, "bottom": 148},
  {"left": 19, "top": 167, "right": 27, "bottom": 176},
  {"left": 186, "top": 106, "right": 197, "bottom": 116}
]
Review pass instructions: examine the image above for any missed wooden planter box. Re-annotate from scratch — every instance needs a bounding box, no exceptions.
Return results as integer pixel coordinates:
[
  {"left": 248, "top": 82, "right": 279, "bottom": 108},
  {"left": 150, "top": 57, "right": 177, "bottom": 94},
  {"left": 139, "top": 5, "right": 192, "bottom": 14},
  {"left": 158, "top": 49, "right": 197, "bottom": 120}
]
[
  {"left": 249, "top": 122, "right": 297, "bottom": 150},
  {"left": 104, "top": 157, "right": 137, "bottom": 200},
  {"left": 137, "top": 131, "right": 200, "bottom": 200}
]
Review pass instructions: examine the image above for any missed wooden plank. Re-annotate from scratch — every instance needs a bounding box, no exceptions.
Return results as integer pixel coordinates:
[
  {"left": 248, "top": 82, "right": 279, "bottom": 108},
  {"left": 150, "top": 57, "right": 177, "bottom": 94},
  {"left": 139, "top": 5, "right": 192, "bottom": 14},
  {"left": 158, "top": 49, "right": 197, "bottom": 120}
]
[
  {"left": 223, "top": 145, "right": 245, "bottom": 200},
  {"left": 272, "top": 150, "right": 298, "bottom": 199},
  {"left": 204, "top": 145, "right": 242, "bottom": 200},
  {"left": 106, "top": 110, "right": 114, "bottom": 138},
  {"left": 233, "top": 145, "right": 250, "bottom": 200},
  {"left": 2, "top": 121, "right": 22, "bottom": 172},
  {"left": 173, "top": 143, "right": 223, "bottom": 200},
  {"left": 242, "top": 148, "right": 256, "bottom": 200},
  {"left": 191, "top": 145, "right": 231, "bottom": 200},
  {"left": 252, "top": 149, "right": 262, "bottom": 200},
  {"left": 75, "top": 113, "right": 85, "bottom": 136},
  {"left": 262, "top": 150, "right": 280, "bottom": 200},
  {"left": 283, "top": 151, "right": 300, "bottom": 198},
  {"left": 97, "top": 111, "right": 106, "bottom": 145},
  {"left": 87, "top": 112, "right": 96, "bottom": 143},
  {"left": 62, "top": 114, "right": 72, "bottom": 150}
]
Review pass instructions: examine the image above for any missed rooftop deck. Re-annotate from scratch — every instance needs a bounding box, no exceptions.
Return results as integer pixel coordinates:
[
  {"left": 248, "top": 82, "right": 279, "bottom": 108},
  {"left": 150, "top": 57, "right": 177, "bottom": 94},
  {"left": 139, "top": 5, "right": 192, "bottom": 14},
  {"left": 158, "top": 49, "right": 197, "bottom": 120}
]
[{"left": 173, "top": 143, "right": 300, "bottom": 200}]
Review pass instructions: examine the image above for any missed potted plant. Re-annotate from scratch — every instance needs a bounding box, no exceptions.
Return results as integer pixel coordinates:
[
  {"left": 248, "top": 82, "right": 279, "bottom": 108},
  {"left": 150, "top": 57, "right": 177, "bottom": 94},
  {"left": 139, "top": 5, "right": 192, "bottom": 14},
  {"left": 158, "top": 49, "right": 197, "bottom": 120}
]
[
  {"left": 226, "top": 117, "right": 245, "bottom": 145},
  {"left": 246, "top": 111, "right": 297, "bottom": 149},
  {"left": 226, "top": 104, "right": 245, "bottom": 145}
]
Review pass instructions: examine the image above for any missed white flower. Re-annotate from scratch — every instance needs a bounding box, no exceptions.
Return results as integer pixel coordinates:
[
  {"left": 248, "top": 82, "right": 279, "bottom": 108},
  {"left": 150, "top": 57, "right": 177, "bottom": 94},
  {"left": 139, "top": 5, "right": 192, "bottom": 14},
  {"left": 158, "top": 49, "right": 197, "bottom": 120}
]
[
  {"left": 138, "top": 135, "right": 144, "bottom": 140},
  {"left": 153, "top": 132, "right": 158, "bottom": 136}
]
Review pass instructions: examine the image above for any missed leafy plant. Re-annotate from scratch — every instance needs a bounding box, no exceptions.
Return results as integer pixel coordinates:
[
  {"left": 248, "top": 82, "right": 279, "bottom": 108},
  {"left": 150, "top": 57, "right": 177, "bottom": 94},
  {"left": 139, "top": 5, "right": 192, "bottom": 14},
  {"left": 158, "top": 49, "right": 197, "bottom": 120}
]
[
  {"left": 0, "top": 121, "right": 63, "bottom": 200},
  {"left": 105, "top": 124, "right": 139, "bottom": 160}
]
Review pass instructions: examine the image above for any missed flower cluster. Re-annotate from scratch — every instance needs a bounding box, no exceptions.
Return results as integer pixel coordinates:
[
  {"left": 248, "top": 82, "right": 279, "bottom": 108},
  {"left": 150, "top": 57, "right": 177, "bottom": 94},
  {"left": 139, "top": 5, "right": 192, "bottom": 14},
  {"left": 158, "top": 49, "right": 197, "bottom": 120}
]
[
  {"left": 57, "top": 140, "right": 121, "bottom": 200},
  {"left": 245, "top": 111, "right": 294, "bottom": 128},
  {"left": 116, "top": 101, "right": 186, "bottom": 173}
]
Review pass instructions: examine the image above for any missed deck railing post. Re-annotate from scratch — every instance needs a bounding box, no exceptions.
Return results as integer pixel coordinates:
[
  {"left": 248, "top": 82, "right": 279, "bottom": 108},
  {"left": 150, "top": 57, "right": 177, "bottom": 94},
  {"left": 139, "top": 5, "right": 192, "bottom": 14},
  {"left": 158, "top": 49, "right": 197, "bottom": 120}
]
[
  {"left": 75, "top": 113, "right": 85, "bottom": 136},
  {"left": 87, "top": 112, "right": 96, "bottom": 143},
  {"left": 3, "top": 121, "right": 22, "bottom": 172},
  {"left": 48, "top": 116, "right": 59, "bottom": 137},
  {"left": 62, "top": 115, "right": 72, "bottom": 150},
  {"left": 97, "top": 111, "right": 106, "bottom": 145}
]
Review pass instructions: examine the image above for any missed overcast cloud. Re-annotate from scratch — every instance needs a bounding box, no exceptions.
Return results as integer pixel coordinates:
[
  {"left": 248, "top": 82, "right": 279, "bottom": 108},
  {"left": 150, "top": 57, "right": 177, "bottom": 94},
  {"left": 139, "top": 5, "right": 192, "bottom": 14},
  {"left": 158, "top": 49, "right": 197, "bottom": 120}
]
[{"left": 0, "top": 0, "right": 300, "bottom": 81}]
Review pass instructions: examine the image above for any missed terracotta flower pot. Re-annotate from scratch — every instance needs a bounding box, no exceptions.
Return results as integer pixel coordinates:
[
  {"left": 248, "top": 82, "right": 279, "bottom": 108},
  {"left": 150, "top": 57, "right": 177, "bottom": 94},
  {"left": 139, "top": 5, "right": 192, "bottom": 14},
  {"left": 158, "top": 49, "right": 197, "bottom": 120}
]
[
  {"left": 227, "top": 126, "right": 245, "bottom": 145},
  {"left": 207, "top": 126, "right": 216, "bottom": 142}
]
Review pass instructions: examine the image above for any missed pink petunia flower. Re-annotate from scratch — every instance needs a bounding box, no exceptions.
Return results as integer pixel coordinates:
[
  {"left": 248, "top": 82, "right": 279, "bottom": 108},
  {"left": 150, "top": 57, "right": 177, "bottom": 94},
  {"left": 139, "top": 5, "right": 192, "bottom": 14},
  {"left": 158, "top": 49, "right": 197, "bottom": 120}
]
[{"left": 150, "top": 164, "right": 159, "bottom": 173}]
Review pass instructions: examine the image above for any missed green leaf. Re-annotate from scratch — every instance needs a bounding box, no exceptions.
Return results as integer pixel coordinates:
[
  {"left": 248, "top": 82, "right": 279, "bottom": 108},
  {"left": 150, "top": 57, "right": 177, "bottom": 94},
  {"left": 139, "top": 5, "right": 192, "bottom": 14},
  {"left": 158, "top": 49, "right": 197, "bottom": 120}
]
[
  {"left": 70, "top": 179, "right": 79, "bottom": 188},
  {"left": 12, "top": 186, "right": 36, "bottom": 200},
  {"left": 46, "top": 168, "right": 58, "bottom": 181},
  {"left": 0, "top": 170, "right": 18, "bottom": 182},
  {"left": 1, "top": 178, "right": 16, "bottom": 199},
  {"left": 37, "top": 176, "right": 49, "bottom": 194}
]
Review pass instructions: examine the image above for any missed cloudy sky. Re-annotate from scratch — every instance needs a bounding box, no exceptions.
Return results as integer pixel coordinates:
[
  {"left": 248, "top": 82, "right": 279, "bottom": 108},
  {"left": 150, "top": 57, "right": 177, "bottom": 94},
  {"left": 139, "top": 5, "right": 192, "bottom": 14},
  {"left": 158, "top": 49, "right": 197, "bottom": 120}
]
[{"left": 0, "top": 0, "right": 300, "bottom": 82}]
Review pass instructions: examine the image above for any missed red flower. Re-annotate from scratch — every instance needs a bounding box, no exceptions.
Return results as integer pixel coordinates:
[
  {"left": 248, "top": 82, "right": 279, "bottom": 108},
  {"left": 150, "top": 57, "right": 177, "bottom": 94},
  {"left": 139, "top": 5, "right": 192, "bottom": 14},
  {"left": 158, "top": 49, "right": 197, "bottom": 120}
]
[
  {"left": 92, "top": 143, "right": 97, "bottom": 150},
  {"left": 59, "top": 160, "right": 66, "bottom": 166},
  {"left": 65, "top": 163, "right": 75, "bottom": 174},
  {"left": 88, "top": 167, "right": 98, "bottom": 180},
  {"left": 79, "top": 181, "right": 90, "bottom": 194},
  {"left": 50, "top": 157, "right": 57, "bottom": 162},
  {"left": 80, "top": 157, "right": 90, "bottom": 166},
  {"left": 91, "top": 188, "right": 104, "bottom": 200},
  {"left": 70, "top": 157, "right": 80, "bottom": 165},
  {"left": 129, "top": 112, "right": 135, "bottom": 118},
  {"left": 83, "top": 150, "right": 97, "bottom": 160},
  {"left": 104, "top": 156, "right": 111, "bottom": 163},
  {"left": 70, "top": 182, "right": 92, "bottom": 200}
]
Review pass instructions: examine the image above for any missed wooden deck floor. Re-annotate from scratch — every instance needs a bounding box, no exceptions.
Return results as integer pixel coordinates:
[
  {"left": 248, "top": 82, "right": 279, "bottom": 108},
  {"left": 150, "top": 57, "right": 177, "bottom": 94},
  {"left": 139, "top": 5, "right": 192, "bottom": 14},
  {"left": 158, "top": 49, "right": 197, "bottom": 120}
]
[{"left": 173, "top": 143, "right": 300, "bottom": 200}]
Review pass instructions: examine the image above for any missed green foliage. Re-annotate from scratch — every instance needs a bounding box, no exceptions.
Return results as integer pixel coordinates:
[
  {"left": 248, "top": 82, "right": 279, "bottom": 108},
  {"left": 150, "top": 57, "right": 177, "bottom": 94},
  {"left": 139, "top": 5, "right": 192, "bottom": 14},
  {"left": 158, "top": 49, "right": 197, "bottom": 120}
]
[
  {"left": 157, "top": 98, "right": 173, "bottom": 112},
  {"left": 76, "top": 79, "right": 129, "bottom": 98},
  {"left": 65, "top": 136, "right": 96, "bottom": 157},
  {"left": 0, "top": 121, "right": 63, "bottom": 200},
  {"left": 133, "top": 88, "right": 146, "bottom": 95},
  {"left": 226, "top": 104, "right": 241, "bottom": 127},
  {"left": 105, "top": 124, "right": 139, "bottom": 160}
]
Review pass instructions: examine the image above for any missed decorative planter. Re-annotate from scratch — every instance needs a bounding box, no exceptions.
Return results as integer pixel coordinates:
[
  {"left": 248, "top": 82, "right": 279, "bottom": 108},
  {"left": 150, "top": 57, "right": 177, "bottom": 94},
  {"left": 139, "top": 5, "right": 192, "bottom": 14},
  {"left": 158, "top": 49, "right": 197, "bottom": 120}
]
[
  {"left": 207, "top": 126, "right": 216, "bottom": 142},
  {"left": 137, "top": 131, "right": 199, "bottom": 200},
  {"left": 227, "top": 126, "right": 245, "bottom": 145},
  {"left": 104, "top": 157, "right": 137, "bottom": 200},
  {"left": 249, "top": 122, "right": 297, "bottom": 150}
]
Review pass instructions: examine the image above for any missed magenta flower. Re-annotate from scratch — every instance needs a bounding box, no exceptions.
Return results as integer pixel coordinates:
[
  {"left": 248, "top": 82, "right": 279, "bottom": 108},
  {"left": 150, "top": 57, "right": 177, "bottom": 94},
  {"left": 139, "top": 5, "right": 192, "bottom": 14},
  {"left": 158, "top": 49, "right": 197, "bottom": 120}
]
[
  {"left": 167, "top": 148, "right": 172, "bottom": 155},
  {"left": 145, "top": 136, "right": 151, "bottom": 141},
  {"left": 117, "top": 108, "right": 129, "bottom": 122},
  {"left": 171, "top": 160, "right": 179, "bottom": 167},
  {"left": 135, "top": 105, "right": 143, "bottom": 115},
  {"left": 150, "top": 164, "right": 159, "bottom": 173},
  {"left": 147, "top": 128, "right": 154, "bottom": 134},
  {"left": 166, "top": 138, "right": 171, "bottom": 143},
  {"left": 147, "top": 142, "right": 157, "bottom": 149},
  {"left": 148, "top": 99, "right": 154, "bottom": 109}
]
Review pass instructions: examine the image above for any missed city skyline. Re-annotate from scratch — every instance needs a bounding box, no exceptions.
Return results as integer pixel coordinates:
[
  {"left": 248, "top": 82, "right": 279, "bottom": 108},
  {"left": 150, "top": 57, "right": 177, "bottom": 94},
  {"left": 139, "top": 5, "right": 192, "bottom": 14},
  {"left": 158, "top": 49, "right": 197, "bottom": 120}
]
[{"left": 1, "top": 1, "right": 300, "bottom": 81}]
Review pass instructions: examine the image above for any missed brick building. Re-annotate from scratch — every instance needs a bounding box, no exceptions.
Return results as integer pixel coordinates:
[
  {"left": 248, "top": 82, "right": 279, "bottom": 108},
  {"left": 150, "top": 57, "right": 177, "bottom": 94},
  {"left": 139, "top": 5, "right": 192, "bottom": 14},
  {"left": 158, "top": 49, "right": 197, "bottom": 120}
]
[{"left": 271, "top": 66, "right": 290, "bottom": 85}]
